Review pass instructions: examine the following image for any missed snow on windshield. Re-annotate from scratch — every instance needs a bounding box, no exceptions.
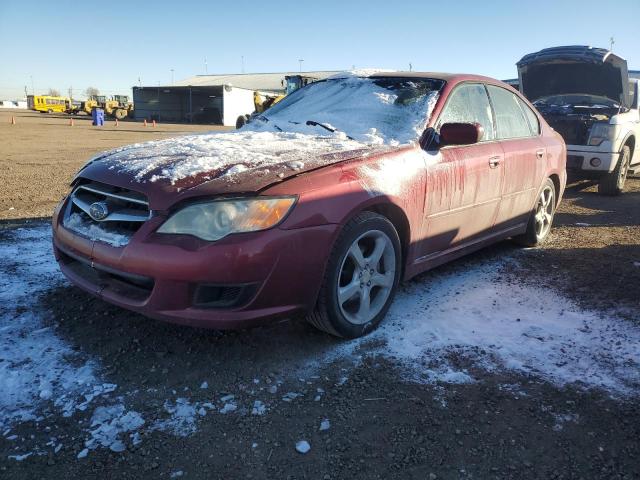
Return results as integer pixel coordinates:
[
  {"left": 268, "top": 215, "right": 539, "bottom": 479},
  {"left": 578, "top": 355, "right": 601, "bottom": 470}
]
[{"left": 244, "top": 76, "right": 443, "bottom": 146}]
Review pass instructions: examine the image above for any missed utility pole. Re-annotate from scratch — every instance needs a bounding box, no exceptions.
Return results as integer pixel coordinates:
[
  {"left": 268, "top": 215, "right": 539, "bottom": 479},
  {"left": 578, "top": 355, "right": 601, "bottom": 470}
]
[
  {"left": 68, "top": 86, "right": 73, "bottom": 100},
  {"left": 610, "top": 36, "right": 615, "bottom": 51},
  {"left": 409, "top": 62, "right": 413, "bottom": 72},
  {"left": 171, "top": 69, "right": 174, "bottom": 84},
  {"left": 298, "top": 59, "right": 304, "bottom": 73},
  {"left": 24, "top": 85, "right": 27, "bottom": 98}
]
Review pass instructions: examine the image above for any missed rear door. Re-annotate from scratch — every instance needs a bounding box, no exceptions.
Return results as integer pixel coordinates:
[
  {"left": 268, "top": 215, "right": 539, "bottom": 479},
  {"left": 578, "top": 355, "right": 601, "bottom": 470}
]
[
  {"left": 419, "top": 83, "right": 504, "bottom": 259},
  {"left": 486, "top": 85, "right": 546, "bottom": 228}
]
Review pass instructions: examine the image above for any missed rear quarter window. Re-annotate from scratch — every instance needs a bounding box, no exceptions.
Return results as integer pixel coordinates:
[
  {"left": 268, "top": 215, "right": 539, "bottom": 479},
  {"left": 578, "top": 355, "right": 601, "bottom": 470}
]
[
  {"left": 487, "top": 85, "right": 532, "bottom": 139},
  {"left": 517, "top": 97, "right": 541, "bottom": 135}
]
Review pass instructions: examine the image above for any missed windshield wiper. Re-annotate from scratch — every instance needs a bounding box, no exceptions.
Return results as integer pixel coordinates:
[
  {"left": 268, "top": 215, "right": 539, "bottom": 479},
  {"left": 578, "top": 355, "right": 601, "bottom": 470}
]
[
  {"left": 257, "top": 115, "right": 282, "bottom": 132},
  {"left": 305, "top": 120, "right": 354, "bottom": 140}
]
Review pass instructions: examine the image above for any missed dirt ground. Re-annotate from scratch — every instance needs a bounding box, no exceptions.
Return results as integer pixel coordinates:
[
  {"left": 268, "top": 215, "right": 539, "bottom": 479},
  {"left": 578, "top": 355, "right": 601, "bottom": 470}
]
[
  {"left": 0, "top": 113, "right": 639, "bottom": 479},
  {"left": 0, "top": 109, "right": 225, "bottom": 220}
]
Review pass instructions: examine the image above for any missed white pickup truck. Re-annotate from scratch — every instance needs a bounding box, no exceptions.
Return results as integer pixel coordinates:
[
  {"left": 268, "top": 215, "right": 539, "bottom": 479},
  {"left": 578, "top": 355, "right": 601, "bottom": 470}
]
[{"left": 518, "top": 46, "right": 640, "bottom": 195}]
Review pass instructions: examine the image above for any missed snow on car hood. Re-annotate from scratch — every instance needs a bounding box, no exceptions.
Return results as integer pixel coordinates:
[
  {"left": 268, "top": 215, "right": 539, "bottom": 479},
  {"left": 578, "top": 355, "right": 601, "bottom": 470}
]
[{"left": 85, "top": 130, "right": 373, "bottom": 187}]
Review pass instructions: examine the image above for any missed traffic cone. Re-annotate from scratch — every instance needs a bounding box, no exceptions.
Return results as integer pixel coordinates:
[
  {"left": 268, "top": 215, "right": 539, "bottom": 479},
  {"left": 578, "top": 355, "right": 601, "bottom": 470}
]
[
  {"left": 152, "top": 120, "right": 156, "bottom": 127},
  {"left": 10, "top": 116, "right": 16, "bottom": 125},
  {"left": 115, "top": 119, "right": 119, "bottom": 127},
  {"left": 143, "top": 119, "right": 147, "bottom": 127}
]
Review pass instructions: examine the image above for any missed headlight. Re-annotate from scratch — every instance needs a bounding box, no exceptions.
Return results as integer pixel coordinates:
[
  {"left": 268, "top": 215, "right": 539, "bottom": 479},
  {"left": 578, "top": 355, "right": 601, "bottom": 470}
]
[
  {"left": 587, "top": 122, "right": 615, "bottom": 146},
  {"left": 157, "top": 197, "right": 296, "bottom": 241}
]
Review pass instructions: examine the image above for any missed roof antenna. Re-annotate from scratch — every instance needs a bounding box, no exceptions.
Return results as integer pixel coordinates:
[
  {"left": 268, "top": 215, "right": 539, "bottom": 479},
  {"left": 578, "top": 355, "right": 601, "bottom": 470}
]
[{"left": 610, "top": 36, "right": 615, "bottom": 51}]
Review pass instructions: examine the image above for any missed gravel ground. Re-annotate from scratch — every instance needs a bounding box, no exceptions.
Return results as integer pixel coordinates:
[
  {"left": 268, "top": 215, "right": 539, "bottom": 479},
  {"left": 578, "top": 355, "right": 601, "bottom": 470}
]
[{"left": 0, "top": 114, "right": 639, "bottom": 478}]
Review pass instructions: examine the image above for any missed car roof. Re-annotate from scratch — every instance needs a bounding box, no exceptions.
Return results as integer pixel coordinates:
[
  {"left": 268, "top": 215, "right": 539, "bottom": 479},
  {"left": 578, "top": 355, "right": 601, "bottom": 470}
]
[{"left": 368, "top": 71, "right": 507, "bottom": 86}]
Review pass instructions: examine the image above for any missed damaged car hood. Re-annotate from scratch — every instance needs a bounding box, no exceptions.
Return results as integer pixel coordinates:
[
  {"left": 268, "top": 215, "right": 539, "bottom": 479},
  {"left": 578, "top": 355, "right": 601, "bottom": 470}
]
[
  {"left": 76, "top": 130, "right": 391, "bottom": 210},
  {"left": 517, "top": 45, "right": 630, "bottom": 108}
]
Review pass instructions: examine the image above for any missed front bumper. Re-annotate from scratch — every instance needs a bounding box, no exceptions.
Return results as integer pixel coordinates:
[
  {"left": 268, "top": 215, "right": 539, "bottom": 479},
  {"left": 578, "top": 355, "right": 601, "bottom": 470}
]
[
  {"left": 52, "top": 199, "right": 338, "bottom": 329},
  {"left": 566, "top": 146, "right": 620, "bottom": 175}
]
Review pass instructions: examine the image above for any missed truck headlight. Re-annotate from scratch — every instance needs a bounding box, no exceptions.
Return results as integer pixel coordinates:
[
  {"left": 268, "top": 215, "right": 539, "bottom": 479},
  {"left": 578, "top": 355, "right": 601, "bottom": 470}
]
[
  {"left": 157, "top": 197, "right": 297, "bottom": 241},
  {"left": 588, "top": 122, "right": 615, "bottom": 146}
]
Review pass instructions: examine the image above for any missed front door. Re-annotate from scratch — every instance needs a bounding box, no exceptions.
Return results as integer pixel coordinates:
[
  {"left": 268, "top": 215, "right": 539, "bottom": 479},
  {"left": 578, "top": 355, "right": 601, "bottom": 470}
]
[{"left": 419, "top": 83, "right": 504, "bottom": 260}]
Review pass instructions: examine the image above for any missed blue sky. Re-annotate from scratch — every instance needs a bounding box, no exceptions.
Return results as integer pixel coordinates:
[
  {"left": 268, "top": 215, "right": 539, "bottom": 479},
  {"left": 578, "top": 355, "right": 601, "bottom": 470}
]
[{"left": 0, "top": 0, "right": 638, "bottom": 99}]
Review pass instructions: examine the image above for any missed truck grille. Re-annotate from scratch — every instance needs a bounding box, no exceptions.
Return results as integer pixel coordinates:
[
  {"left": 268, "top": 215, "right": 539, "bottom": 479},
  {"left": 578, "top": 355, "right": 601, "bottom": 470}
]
[{"left": 63, "top": 181, "right": 151, "bottom": 246}]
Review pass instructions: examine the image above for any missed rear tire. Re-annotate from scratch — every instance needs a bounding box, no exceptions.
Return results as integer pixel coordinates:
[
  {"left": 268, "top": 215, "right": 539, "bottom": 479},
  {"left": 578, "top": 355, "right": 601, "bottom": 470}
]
[
  {"left": 514, "top": 178, "right": 556, "bottom": 247},
  {"left": 598, "top": 146, "right": 630, "bottom": 195},
  {"left": 306, "top": 211, "right": 401, "bottom": 338},
  {"left": 235, "top": 115, "right": 246, "bottom": 129}
]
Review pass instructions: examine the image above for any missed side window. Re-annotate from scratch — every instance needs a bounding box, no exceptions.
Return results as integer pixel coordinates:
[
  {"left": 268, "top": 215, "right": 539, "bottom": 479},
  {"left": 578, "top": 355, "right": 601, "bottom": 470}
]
[
  {"left": 487, "top": 85, "right": 532, "bottom": 139},
  {"left": 517, "top": 97, "right": 540, "bottom": 135},
  {"left": 438, "top": 83, "right": 495, "bottom": 141}
]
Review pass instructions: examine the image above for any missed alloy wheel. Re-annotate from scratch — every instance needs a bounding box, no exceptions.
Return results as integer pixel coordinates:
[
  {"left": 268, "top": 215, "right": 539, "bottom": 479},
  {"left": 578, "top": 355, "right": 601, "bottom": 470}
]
[
  {"left": 534, "top": 185, "right": 554, "bottom": 239},
  {"left": 336, "top": 230, "right": 396, "bottom": 325}
]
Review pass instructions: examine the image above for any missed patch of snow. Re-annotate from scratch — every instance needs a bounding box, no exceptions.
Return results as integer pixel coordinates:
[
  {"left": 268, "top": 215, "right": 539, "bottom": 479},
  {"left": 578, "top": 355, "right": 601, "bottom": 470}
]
[
  {"left": 295, "top": 440, "right": 310, "bottom": 454},
  {"left": 319, "top": 419, "right": 330, "bottom": 431},
  {"left": 0, "top": 226, "right": 110, "bottom": 428},
  {"left": 251, "top": 400, "right": 266, "bottom": 416},
  {"left": 63, "top": 212, "right": 130, "bottom": 247},
  {"left": 200, "top": 381, "right": 208, "bottom": 389},
  {"left": 98, "top": 131, "right": 365, "bottom": 185},
  {"left": 8, "top": 452, "right": 32, "bottom": 461},
  {"left": 575, "top": 223, "right": 591, "bottom": 227},
  {"left": 386, "top": 261, "right": 640, "bottom": 393},
  {"left": 170, "top": 471, "right": 184, "bottom": 478},
  {"left": 308, "top": 258, "right": 640, "bottom": 395},
  {"left": 219, "top": 402, "right": 237, "bottom": 414},
  {"left": 282, "top": 392, "right": 301, "bottom": 402},
  {"left": 153, "top": 398, "right": 197, "bottom": 437},
  {"left": 249, "top": 76, "right": 440, "bottom": 146},
  {"left": 85, "top": 404, "right": 144, "bottom": 453}
]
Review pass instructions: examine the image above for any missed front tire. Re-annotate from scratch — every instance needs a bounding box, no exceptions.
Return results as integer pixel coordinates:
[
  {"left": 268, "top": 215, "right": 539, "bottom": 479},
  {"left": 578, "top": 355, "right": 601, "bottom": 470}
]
[
  {"left": 598, "top": 146, "right": 630, "bottom": 196},
  {"left": 306, "top": 212, "right": 401, "bottom": 338},
  {"left": 515, "top": 178, "right": 556, "bottom": 247}
]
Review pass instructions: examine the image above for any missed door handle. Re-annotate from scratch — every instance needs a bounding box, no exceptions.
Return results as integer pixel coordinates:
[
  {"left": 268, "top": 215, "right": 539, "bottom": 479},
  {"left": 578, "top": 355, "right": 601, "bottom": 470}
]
[
  {"left": 536, "top": 149, "right": 545, "bottom": 159},
  {"left": 489, "top": 156, "right": 501, "bottom": 168}
]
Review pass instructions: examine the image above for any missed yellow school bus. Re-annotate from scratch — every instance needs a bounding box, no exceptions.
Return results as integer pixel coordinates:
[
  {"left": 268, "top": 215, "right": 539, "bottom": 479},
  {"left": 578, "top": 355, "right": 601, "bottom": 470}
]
[{"left": 27, "top": 95, "right": 71, "bottom": 113}]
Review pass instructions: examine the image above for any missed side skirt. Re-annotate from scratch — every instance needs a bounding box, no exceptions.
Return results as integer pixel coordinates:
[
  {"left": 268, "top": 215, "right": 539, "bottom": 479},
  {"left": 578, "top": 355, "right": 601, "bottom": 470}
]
[{"left": 404, "top": 223, "right": 526, "bottom": 280}]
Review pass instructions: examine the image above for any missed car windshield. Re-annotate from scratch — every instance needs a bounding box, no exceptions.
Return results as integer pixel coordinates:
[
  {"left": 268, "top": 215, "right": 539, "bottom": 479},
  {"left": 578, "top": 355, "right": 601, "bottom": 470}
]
[
  {"left": 533, "top": 94, "right": 621, "bottom": 109},
  {"left": 244, "top": 75, "right": 445, "bottom": 146}
]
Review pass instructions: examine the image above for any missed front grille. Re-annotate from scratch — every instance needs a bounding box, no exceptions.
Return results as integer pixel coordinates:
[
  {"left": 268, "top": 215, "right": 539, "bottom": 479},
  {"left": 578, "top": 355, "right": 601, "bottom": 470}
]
[
  {"left": 546, "top": 117, "right": 591, "bottom": 145},
  {"left": 64, "top": 181, "right": 151, "bottom": 246}
]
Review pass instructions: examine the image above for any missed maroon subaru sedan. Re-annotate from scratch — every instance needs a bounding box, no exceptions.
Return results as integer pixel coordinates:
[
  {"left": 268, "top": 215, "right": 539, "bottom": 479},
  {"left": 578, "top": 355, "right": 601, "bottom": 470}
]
[{"left": 52, "top": 72, "right": 566, "bottom": 338}]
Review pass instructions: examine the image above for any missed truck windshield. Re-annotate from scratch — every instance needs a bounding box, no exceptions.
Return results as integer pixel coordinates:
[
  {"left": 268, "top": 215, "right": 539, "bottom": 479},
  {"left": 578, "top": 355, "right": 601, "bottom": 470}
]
[{"left": 247, "top": 75, "right": 444, "bottom": 146}]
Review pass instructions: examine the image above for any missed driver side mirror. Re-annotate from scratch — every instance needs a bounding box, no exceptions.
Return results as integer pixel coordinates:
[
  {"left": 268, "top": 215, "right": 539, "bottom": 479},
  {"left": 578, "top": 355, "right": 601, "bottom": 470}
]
[{"left": 439, "top": 123, "right": 484, "bottom": 146}]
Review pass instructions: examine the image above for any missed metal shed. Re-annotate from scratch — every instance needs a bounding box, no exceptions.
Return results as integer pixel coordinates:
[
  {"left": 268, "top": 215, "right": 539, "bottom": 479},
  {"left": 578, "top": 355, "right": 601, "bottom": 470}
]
[{"left": 132, "top": 71, "right": 340, "bottom": 126}]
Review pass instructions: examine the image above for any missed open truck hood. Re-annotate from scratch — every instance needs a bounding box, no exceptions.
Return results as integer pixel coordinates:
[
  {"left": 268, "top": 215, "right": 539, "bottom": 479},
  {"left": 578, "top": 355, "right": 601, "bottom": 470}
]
[
  {"left": 517, "top": 46, "right": 630, "bottom": 108},
  {"left": 75, "top": 130, "right": 391, "bottom": 211}
]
